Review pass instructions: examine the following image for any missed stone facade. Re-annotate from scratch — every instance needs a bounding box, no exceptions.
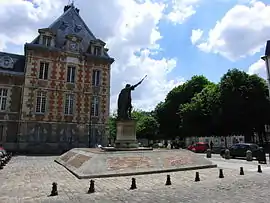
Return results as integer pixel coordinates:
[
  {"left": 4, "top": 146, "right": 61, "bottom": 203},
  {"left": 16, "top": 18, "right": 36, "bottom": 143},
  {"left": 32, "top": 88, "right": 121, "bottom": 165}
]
[{"left": 1, "top": 4, "right": 114, "bottom": 153}]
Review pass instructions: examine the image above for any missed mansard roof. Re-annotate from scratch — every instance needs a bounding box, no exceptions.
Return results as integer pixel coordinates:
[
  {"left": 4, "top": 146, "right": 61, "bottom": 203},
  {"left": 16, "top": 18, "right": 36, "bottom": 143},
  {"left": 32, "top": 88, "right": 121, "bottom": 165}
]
[
  {"left": 30, "top": 4, "right": 112, "bottom": 60},
  {"left": 0, "top": 52, "right": 25, "bottom": 75}
]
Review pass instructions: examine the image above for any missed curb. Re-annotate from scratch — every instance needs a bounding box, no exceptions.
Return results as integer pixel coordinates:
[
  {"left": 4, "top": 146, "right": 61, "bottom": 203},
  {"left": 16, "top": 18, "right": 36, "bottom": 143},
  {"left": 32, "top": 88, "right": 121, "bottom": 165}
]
[{"left": 54, "top": 159, "right": 217, "bottom": 179}]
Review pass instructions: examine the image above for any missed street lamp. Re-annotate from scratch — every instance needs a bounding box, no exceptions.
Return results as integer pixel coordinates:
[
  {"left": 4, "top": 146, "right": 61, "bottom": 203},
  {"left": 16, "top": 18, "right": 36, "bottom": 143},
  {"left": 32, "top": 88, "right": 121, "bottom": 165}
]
[
  {"left": 261, "top": 40, "right": 270, "bottom": 150},
  {"left": 261, "top": 40, "right": 270, "bottom": 97}
]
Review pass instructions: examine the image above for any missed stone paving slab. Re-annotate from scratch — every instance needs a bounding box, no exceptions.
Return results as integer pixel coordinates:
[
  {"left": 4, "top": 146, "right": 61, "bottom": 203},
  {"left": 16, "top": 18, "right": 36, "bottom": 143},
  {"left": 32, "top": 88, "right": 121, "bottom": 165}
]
[
  {"left": 55, "top": 148, "right": 217, "bottom": 178},
  {"left": 0, "top": 155, "right": 264, "bottom": 203}
]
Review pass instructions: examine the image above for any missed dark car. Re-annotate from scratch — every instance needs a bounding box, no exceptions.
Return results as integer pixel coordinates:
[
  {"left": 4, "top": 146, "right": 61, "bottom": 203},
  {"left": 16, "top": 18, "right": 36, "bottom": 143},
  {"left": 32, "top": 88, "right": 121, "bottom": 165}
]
[{"left": 220, "top": 143, "right": 262, "bottom": 159}]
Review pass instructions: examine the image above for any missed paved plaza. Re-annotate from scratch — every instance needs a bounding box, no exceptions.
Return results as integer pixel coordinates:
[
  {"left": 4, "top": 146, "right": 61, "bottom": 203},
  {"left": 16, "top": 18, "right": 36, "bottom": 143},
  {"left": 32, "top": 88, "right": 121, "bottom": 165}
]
[{"left": 1, "top": 154, "right": 270, "bottom": 203}]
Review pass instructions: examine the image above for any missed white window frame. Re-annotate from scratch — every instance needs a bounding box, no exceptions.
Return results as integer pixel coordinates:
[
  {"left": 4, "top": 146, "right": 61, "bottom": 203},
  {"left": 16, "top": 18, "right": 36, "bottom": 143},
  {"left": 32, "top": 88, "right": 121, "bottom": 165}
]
[
  {"left": 39, "top": 62, "right": 49, "bottom": 80},
  {"left": 67, "top": 66, "right": 76, "bottom": 83},
  {"left": 92, "top": 70, "right": 101, "bottom": 86},
  {"left": 64, "top": 94, "right": 74, "bottom": 115},
  {"left": 35, "top": 91, "right": 46, "bottom": 113},
  {"left": 0, "top": 88, "right": 8, "bottom": 111},
  {"left": 91, "top": 96, "right": 99, "bottom": 117},
  {"left": 42, "top": 36, "right": 52, "bottom": 47}
]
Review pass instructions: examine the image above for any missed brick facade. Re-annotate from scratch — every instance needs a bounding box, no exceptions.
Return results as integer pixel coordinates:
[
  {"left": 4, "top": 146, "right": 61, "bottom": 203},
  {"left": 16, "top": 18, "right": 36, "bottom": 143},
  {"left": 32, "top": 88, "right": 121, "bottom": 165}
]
[{"left": 1, "top": 4, "right": 114, "bottom": 153}]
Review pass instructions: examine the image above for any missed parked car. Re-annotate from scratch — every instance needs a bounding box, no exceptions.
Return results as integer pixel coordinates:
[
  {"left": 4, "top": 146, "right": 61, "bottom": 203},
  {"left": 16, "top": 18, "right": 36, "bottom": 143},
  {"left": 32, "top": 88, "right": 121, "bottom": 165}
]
[
  {"left": 187, "top": 142, "right": 209, "bottom": 153},
  {"left": 220, "top": 143, "right": 262, "bottom": 159},
  {"left": 0, "top": 146, "right": 7, "bottom": 156}
]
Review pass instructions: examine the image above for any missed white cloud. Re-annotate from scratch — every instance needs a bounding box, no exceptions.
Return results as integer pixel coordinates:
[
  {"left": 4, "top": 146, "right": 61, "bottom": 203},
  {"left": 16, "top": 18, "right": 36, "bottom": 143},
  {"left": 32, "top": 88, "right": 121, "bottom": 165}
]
[
  {"left": 167, "top": 0, "right": 201, "bottom": 24},
  {"left": 197, "top": 1, "right": 270, "bottom": 61},
  {"left": 0, "top": 0, "right": 182, "bottom": 111},
  {"left": 248, "top": 59, "right": 267, "bottom": 78},
  {"left": 190, "top": 29, "right": 203, "bottom": 44}
]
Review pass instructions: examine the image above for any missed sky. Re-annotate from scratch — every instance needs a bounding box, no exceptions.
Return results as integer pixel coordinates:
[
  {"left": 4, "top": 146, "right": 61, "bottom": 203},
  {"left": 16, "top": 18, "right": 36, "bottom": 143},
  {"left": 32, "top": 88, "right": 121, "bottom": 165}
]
[{"left": 0, "top": 0, "right": 270, "bottom": 112}]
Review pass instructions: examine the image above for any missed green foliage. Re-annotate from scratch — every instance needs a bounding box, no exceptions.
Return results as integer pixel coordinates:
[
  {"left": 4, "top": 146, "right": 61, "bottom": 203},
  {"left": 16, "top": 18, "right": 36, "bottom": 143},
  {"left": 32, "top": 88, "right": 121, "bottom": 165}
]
[
  {"left": 132, "top": 111, "right": 159, "bottom": 139},
  {"left": 108, "top": 110, "right": 159, "bottom": 141},
  {"left": 108, "top": 113, "right": 117, "bottom": 140},
  {"left": 155, "top": 75, "right": 212, "bottom": 139},
  {"left": 180, "top": 83, "right": 220, "bottom": 137},
  {"left": 154, "top": 68, "right": 270, "bottom": 142},
  {"left": 218, "top": 69, "right": 270, "bottom": 139},
  {"left": 109, "top": 69, "right": 270, "bottom": 144}
]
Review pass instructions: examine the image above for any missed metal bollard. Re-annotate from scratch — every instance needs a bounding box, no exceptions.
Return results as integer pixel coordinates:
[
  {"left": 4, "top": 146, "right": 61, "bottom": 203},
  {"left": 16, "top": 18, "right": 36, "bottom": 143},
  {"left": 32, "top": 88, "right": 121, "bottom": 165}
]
[
  {"left": 219, "top": 169, "right": 224, "bottom": 178},
  {"left": 258, "top": 147, "right": 267, "bottom": 164},
  {"left": 130, "top": 178, "right": 137, "bottom": 190},
  {"left": 195, "top": 172, "right": 200, "bottom": 182},
  {"left": 49, "top": 182, "right": 58, "bottom": 196},
  {"left": 240, "top": 167, "right": 244, "bottom": 175},
  {"left": 224, "top": 149, "right": 230, "bottom": 159},
  {"left": 88, "top": 180, "right": 95, "bottom": 193},
  {"left": 165, "top": 175, "right": 172, "bottom": 185},
  {"left": 258, "top": 165, "right": 262, "bottom": 173},
  {"left": 246, "top": 150, "right": 253, "bottom": 161},
  {"left": 206, "top": 149, "right": 212, "bottom": 158}
]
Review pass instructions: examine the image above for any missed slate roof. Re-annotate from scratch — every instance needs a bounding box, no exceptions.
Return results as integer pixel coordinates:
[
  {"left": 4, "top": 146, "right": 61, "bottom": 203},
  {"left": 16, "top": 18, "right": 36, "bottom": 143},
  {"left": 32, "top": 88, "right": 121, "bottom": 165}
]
[
  {"left": 30, "top": 4, "right": 112, "bottom": 59},
  {"left": 0, "top": 52, "right": 25, "bottom": 75}
]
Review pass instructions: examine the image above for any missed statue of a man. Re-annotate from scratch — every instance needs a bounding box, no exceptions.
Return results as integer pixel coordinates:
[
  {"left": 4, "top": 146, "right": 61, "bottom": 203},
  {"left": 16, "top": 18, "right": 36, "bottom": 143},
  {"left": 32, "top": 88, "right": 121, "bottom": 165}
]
[{"left": 117, "top": 75, "right": 147, "bottom": 120}]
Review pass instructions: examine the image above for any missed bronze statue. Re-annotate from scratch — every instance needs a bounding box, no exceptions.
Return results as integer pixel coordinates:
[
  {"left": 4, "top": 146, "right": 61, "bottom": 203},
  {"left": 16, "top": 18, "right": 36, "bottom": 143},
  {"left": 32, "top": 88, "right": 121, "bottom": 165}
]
[{"left": 117, "top": 75, "right": 147, "bottom": 120}]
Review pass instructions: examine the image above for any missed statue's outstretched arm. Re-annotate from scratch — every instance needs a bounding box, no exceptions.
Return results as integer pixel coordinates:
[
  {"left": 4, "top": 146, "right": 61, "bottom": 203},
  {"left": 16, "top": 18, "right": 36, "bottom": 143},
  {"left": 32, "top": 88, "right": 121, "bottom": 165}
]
[{"left": 131, "top": 75, "right": 147, "bottom": 89}]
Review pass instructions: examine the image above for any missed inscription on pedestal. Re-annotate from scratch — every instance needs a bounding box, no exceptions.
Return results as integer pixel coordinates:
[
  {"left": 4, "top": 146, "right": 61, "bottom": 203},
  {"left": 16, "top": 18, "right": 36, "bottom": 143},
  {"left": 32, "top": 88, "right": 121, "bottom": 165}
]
[{"left": 115, "top": 120, "right": 138, "bottom": 148}]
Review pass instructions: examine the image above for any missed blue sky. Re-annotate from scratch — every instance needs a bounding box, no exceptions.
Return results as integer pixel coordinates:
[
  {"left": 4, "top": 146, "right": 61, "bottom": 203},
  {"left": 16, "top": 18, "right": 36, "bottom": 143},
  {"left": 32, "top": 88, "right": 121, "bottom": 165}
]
[{"left": 157, "top": 0, "right": 269, "bottom": 83}]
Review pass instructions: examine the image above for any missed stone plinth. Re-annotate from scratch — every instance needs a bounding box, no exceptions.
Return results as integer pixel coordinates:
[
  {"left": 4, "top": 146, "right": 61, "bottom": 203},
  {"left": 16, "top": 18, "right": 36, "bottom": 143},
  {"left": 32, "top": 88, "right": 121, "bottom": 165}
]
[
  {"left": 55, "top": 148, "right": 217, "bottom": 179},
  {"left": 114, "top": 120, "right": 138, "bottom": 148}
]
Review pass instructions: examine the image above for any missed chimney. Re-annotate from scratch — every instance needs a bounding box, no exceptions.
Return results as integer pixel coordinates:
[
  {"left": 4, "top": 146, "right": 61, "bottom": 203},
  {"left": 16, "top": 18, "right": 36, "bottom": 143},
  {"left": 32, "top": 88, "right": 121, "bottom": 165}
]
[
  {"left": 64, "top": 5, "right": 71, "bottom": 12},
  {"left": 64, "top": 3, "right": 80, "bottom": 14}
]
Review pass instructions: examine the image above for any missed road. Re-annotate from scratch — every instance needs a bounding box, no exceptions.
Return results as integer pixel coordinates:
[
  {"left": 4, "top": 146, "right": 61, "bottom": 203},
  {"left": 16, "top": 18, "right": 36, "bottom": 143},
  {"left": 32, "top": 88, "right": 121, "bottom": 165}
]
[
  {"left": 199, "top": 153, "right": 270, "bottom": 172},
  {"left": 0, "top": 153, "right": 270, "bottom": 203}
]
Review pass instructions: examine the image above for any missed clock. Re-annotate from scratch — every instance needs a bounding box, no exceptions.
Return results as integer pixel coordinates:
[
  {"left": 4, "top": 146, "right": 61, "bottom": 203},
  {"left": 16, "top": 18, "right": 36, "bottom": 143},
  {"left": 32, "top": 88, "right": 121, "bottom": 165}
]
[
  {"left": 69, "top": 42, "right": 77, "bottom": 51},
  {"left": 0, "top": 56, "right": 14, "bottom": 69}
]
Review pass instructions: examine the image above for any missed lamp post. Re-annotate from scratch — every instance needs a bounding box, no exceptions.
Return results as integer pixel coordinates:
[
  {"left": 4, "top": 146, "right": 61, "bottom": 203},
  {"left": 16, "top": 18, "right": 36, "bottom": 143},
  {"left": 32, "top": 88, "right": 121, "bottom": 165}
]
[
  {"left": 261, "top": 40, "right": 270, "bottom": 157},
  {"left": 88, "top": 105, "right": 92, "bottom": 148},
  {"left": 261, "top": 40, "right": 270, "bottom": 97}
]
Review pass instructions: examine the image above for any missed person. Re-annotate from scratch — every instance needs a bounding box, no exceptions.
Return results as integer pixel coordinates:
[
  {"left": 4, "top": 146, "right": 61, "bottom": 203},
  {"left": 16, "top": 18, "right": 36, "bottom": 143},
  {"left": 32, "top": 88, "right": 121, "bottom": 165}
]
[
  {"left": 210, "top": 141, "right": 214, "bottom": 150},
  {"left": 117, "top": 75, "right": 147, "bottom": 120}
]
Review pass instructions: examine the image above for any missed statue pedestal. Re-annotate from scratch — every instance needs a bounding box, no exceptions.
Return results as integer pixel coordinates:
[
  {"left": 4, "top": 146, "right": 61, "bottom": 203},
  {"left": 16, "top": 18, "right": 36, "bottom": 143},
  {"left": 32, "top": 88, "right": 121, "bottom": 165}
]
[{"left": 114, "top": 120, "right": 138, "bottom": 148}]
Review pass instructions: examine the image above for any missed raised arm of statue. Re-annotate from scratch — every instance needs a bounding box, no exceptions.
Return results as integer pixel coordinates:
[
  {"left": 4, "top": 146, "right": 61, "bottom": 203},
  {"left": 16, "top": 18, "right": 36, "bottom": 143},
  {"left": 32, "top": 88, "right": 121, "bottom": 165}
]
[{"left": 131, "top": 75, "right": 147, "bottom": 90}]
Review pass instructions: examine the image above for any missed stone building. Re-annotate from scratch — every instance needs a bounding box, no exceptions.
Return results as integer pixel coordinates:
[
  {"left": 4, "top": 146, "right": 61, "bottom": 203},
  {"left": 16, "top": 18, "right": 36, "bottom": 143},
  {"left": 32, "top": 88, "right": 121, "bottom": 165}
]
[{"left": 1, "top": 4, "right": 114, "bottom": 153}]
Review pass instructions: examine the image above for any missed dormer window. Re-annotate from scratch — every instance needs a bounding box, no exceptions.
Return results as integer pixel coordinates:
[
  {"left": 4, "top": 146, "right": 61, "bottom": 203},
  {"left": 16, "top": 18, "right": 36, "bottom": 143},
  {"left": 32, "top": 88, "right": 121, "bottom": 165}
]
[
  {"left": 42, "top": 36, "right": 52, "bottom": 47},
  {"left": 94, "top": 46, "right": 102, "bottom": 56}
]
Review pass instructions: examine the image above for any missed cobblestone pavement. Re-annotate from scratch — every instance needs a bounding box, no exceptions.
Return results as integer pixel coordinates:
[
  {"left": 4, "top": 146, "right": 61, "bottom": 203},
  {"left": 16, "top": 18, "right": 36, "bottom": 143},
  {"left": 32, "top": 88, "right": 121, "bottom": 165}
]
[{"left": 0, "top": 156, "right": 270, "bottom": 203}]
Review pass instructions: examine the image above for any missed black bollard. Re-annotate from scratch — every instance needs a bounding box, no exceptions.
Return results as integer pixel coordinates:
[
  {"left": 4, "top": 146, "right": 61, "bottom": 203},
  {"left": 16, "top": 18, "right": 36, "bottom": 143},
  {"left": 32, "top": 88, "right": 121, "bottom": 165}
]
[
  {"left": 50, "top": 182, "right": 58, "bottom": 196},
  {"left": 165, "top": 175, "right": 172, "bottom": 185},
  {"left": 0, "top": 161, "right": 3, "bottom": 169},
  {"left": 87, "top": 180, "right": 95, "bottom": 193},
  {"left": 195, "top": 172, "right": 200, "bottom": 182},
  {"left": 240, "top": 167, "right": 244, "bottom": 175},
  {"left": 130, "top": 178, "right": 137, "bottom": 190},
  {"left": 219, "top": 169, "right": 224, "bottom": 178},
  {"left": 258, "top": 165, "right": 262, "bottom": 173},
  {"left": 258, "top": 147, "right": 267, "bottom": 164},
  {"left": 2, "top": 159, "right": 6, "bottom": 166}
]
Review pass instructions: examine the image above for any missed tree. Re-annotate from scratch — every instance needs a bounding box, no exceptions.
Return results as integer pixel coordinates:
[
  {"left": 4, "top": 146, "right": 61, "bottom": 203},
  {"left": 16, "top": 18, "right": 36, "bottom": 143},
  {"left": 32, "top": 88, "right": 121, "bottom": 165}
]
[
  {"left": 180, "top": 83, "right": 220, "bottom": 137},
  {"left": 219, "top": 69, "right": 270, "bottom": 142},
  {"left": 132, "top": 110, "right": 159, "bottom": 140},
  {"left": 108, "top": 113, "right": 117, "bottom": 142},
  {"left": 155, "top": 75, "right": 212, "bottom": 139},
  {"left": 108, "top": 110, "right": 159, "bottom": 141}
]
